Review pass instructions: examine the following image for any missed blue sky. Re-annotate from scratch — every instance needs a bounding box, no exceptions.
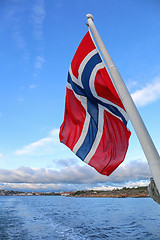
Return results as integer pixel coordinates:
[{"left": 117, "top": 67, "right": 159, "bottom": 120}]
[{"left": 0, "top": 0, "right": 160, "bottom": 192}]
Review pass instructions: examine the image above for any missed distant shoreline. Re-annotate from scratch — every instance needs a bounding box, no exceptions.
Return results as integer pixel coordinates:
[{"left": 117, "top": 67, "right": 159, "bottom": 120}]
[
  {"left": 0, "top": 186, "right": 149, "bottom": 198},
  {"left": 68, "top": 186, "right": 149, "bottom": 198}
]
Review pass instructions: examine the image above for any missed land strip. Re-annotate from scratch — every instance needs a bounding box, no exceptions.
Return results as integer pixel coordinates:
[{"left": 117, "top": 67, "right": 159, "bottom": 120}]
[{"left": 0, "top": 186, "right": 149, "bottom": 198}]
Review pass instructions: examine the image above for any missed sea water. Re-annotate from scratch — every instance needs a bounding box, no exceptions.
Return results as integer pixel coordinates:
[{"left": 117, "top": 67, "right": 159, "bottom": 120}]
[{"left": 0, "top": 196, "right": 160, "bottom": 239}]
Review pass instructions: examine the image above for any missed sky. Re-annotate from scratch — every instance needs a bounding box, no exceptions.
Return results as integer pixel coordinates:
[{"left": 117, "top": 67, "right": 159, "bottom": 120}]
[{"left": 0, "top": 0, "right": 160, "bottom": 192}]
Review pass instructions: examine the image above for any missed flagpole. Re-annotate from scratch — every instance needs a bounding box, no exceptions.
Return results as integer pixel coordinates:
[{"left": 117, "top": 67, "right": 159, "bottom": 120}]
[{"left": 86, "top": 14, "right": 160, "bottom": 194}]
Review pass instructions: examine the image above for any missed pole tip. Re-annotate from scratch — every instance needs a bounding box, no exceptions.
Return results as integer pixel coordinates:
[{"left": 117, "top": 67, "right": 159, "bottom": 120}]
[{"left": 86, "top": 14, "right": 94, "bottom": 21}]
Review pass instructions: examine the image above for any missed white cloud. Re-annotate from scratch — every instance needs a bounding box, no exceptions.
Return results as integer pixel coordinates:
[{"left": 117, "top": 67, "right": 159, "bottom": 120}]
[
  {"left": 14, "top": 128, "right": 60, "bottom": 156},
  {"left": 0, "top": 182, "right": 78, "bottom": 192},
  {"left": 0, "top": 158, "right": 151, "bottom": 191},
  {"left": 18, "top": 97, "right": 24, "bottom": 102},
  {"left": 31, "top": 0, "right": 46, "bottom": 42},
  {"left": 125, "top": 180, "right": 150, "bottom": 188},
  {"left": 29, "top": 84, "right": 37, "bottom": 89},
  {"left": 131, "top": 77, "right": 160, "bottom": 106},
  {"left": 0, "top": 182, "right": 64, "bottom": 192},
  {"left": 0, "top": 159, "right": 151, "bottom": 186},
  {"left": 87, "top": 185, "right": 119, "bottom": 191},
  {"left": 34, "top": 55, "right": 45, "bottom": 69},
  {"left": 4, "top": 2, "right": 30, "bottom": 63},
  {"left": 12, "top": 27, "right": 26, "bottom": 50},
  {"left": 31, "top": 0, "right": 46, "bottom": 74}
]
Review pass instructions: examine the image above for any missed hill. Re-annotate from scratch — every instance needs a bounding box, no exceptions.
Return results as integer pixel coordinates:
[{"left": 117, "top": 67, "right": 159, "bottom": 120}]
[{"left": 69, "top": 186, "right": 149, "bottom": 198}]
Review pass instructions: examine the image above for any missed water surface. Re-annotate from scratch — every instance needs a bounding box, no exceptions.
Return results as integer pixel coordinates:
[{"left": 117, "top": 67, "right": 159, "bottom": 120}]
[{"left": 0, "top": 196, "right": 160, "bottom": 239}]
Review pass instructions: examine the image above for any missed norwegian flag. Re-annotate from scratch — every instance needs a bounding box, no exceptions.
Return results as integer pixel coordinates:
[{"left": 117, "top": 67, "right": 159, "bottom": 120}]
[{"left": 59, "top": 31, "right": 131, "bottom": 176}]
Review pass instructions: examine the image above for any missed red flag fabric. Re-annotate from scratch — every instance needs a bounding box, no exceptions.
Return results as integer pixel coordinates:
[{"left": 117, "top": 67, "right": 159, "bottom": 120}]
[{"left": 59, "top": 31, "right": 131, "bottom": 176}]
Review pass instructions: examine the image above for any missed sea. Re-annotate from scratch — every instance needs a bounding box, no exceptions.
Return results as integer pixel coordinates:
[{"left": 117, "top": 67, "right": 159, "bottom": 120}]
[{"left": 0, "top": 196, "right": 160, "bottom": 240}]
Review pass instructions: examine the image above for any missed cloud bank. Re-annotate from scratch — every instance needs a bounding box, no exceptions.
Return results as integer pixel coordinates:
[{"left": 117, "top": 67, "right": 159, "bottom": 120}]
[{"left": 0, "top": 159, "right": 151, "bottom": 191}]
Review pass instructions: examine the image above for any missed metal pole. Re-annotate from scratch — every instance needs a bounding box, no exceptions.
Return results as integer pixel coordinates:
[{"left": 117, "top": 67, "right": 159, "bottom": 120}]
[{"left": 86, "top": 14, "right": 160, "bottom": 193}]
